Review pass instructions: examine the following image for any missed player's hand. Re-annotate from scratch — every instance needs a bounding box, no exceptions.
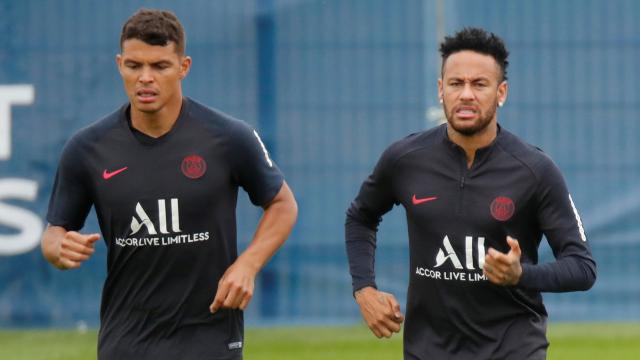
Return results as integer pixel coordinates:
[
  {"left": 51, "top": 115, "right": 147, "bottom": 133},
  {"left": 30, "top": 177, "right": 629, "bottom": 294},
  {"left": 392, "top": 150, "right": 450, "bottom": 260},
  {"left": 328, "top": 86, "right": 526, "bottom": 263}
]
[
  {"left": 484, "top": 236, "right": 522, "bottom": 286},
  {"left": 354, "top": 287, "right": 404, "bottom": 339},
  {"left": 57, "top": 231, "right": 100, "bottom": 270},
  {"left": 210, "top": 259, "right": 257, "bottom": 314}
]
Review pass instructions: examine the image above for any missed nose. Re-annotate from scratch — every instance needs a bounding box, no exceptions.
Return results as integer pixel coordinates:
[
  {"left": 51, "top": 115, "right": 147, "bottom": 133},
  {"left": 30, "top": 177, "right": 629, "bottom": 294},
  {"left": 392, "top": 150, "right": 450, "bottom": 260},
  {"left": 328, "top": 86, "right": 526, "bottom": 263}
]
[
  {"left": 138, "top": 67, "right": 154, "bottom": 84},
  {"left": 460, "top": 82, "right": 474, "bottom": 101}
]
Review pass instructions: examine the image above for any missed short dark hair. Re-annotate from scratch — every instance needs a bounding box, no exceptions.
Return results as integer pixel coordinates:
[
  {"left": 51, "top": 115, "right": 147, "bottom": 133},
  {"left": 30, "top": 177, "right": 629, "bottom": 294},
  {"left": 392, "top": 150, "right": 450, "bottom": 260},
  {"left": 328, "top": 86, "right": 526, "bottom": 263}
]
[
  {"left": 439, "top": 27, "right": 509, "bottom": 81},
  {"left": 120, "top": 8, "right": 186, "bottom": 55}
]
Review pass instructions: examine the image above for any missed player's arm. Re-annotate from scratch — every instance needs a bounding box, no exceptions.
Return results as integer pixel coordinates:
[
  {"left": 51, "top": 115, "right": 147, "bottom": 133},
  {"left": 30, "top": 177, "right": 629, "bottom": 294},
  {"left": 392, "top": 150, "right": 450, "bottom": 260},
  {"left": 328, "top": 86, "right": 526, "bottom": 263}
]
[
  {"left": 41, "top": 225, "right": 100, "bottom": 270},
  {"left": 347, "top": 205, "right": 405, "bottom": 338},
  {"left": 484, "top": 159, "right": 596, "bottom": 291},
  {"left": 210, "top": 181, "right": 297, "bottom": 313},
  {"left": 43, "top": 136, "right": 96, "bottom": 270},
  {"left": 345, "top": 145, "right": 404, "bottom": 338}
]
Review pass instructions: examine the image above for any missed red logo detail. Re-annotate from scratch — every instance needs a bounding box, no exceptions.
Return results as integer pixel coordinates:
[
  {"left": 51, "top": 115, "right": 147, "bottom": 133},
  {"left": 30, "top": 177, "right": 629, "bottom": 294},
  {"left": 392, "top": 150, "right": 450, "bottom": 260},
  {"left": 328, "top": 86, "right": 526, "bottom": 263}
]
[
  {"left": 490, "top": 196, "right": 515, "bottom": 221},
  {"left": 181, "top": 155, "right": 207, "bottom": 179},
  {"left": 412, "top": 194, "right": 438, "bottom": 205},
  {"left": 102, "top": 167, "right": 128, "bottom": 180}
]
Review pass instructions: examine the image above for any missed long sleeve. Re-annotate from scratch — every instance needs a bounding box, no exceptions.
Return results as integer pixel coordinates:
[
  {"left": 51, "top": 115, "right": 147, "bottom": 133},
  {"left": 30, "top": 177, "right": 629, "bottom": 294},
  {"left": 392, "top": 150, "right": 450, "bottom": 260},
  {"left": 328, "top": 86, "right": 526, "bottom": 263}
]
[
  {"left": 518, "top": 158, "right": 597, "bottom": 292},
  {"left": 345, "top": 146, "right": 398, "bottom": 293}
]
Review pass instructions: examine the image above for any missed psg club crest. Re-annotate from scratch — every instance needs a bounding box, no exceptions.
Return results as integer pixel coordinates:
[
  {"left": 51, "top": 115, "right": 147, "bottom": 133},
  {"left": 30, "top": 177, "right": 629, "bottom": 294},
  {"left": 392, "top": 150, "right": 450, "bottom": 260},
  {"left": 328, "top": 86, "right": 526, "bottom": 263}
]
[
  {"left": 490, "top": 196, "right": 515, "bottom": 221},
  {"left": 181, "top": 154, "right": 207, "bottom": 179}
]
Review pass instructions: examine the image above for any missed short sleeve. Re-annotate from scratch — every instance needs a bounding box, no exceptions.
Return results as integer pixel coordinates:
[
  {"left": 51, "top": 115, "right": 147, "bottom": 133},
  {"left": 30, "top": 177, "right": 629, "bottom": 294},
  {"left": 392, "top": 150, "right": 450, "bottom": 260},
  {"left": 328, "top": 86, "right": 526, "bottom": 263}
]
[
  {"left": 46, "top": 137, "right": 93, "bottom": 230},
  {"left": 229, "top": 121, "right": 284, "bottom": 206}
]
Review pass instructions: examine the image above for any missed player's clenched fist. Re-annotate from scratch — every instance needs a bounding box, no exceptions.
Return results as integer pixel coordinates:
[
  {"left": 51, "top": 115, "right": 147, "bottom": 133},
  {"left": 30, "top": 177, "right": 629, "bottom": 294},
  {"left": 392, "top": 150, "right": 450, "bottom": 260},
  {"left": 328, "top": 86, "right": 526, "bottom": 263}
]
[
  {"left": 57, "top": 231, "right": 101, "bottom": 269},
  {"left": 41, "top": 225, "right": 100, "bottom": 270},
  {"left": 483, "top": 236, "right": 523, "bottom": 286},
  {"left": 355, "top": 287, "right": 404, "bottom": 339},
  {"left": 209, "top": 260, "right": 257, "bottom": 314}
]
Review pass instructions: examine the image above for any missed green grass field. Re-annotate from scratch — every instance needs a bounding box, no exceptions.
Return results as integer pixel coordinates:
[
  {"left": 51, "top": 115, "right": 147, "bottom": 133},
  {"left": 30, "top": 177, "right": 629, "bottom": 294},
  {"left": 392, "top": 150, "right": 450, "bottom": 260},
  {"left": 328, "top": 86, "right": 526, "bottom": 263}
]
[{"left": 1, "top": 323, "right": 639, "bottom": 359}]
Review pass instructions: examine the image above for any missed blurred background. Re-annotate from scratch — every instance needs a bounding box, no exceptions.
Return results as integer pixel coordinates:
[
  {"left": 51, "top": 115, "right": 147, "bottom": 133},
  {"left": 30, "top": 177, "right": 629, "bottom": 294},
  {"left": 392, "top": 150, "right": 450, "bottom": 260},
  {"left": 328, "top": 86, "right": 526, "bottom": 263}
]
[{"left": 0, "top": 0, "right": 639, "bottom": 329}]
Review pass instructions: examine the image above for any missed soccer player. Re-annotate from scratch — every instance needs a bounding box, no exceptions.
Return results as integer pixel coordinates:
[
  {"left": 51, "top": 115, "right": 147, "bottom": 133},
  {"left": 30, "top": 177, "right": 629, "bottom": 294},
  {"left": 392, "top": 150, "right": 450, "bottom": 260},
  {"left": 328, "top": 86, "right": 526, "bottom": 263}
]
[
  {"left": 345, "top": 27, "right": 596, "bottom": 359},
  {"left": 41, "top": 9, "right": 297, "bottom": 360}
]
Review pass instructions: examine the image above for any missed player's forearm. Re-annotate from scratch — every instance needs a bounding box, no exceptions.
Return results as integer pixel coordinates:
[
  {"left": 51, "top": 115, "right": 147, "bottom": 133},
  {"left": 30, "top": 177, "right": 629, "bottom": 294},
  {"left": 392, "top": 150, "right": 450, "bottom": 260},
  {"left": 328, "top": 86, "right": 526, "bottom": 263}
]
[
  {"left": 519, "top": 255, "right": 596, "bottom": 292},
  {"left": 345, "top": 216, "right": 378, "bottom": 293},
  {"left": 41, "top": 225, "right": 65, "bottom": 269},
  {"left": 238, "top": 182, "right": 297, "bottom": 272}
]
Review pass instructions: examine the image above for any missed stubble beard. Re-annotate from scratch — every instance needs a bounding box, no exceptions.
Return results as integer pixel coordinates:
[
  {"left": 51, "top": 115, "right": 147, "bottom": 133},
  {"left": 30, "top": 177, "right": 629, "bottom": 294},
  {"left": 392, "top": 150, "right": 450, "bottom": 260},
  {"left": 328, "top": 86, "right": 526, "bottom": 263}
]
[{"left": 443, "top": 101, "right": 498, "bottom": 136}]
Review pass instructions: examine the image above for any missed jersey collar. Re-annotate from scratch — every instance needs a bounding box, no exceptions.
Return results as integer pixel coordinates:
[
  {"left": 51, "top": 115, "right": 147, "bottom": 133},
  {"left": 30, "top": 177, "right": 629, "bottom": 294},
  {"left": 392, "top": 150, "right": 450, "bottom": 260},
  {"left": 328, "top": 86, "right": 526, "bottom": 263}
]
[
  {"left": 121, "top": 97, "right": 191, "bottom": 146},
  {"left": 440, "top": 123, "right": 504, "bottom": 168}
]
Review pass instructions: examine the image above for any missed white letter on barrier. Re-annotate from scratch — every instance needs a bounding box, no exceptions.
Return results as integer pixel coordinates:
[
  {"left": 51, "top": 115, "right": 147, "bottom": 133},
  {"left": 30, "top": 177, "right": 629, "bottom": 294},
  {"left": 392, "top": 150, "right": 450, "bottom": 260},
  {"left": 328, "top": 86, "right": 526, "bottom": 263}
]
[
  {"left": 0, "top": 178, "right": 44, "bottom": 255},
  {"left": 0, "top": 85, "right": 35, "bottom": 160}
]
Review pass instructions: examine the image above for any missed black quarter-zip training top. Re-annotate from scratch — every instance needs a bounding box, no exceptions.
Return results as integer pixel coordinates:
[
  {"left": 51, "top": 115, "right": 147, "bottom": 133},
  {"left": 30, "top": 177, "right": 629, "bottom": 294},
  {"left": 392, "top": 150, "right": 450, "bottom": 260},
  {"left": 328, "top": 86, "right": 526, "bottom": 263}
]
[
  {"left": 47, "top": 98, "right": 284, "bottom": 360},
  {"left": 345, "top": 124, "right": 596, "bottom": 360}
]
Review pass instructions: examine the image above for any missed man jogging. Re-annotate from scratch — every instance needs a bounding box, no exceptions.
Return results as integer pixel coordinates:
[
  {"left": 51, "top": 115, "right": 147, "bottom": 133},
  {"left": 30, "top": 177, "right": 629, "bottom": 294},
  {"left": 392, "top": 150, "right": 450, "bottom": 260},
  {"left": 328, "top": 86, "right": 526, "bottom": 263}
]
[
  {"left": 42, "top": 9, "right": 297, "bottom": 360},
  {"left": 345, "top": 27, "right": 596, "bottom": 359}
]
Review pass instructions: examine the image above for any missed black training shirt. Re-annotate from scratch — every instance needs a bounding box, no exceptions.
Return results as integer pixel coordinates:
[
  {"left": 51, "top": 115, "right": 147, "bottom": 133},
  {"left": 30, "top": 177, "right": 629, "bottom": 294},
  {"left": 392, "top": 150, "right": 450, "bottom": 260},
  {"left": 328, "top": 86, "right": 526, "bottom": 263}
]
[
  {"left": 345, "top": 124, "right": 596, "bottom": 360},
  {"left": 47, "top": 97, "right": 283, "bottom": 360}
]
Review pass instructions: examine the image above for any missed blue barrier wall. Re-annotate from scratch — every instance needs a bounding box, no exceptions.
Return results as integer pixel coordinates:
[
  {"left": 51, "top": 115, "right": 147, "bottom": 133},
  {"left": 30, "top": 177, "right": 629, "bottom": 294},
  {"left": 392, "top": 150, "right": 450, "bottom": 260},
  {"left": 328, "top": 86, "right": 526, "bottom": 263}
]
[{"left": 0, "top": 0, "right": 638, "bottom": 327}]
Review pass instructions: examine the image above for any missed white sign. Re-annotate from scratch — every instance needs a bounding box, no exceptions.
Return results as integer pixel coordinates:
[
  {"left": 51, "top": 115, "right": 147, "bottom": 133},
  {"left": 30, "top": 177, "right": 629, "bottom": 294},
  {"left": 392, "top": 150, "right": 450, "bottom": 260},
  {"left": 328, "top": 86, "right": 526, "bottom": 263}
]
[
  {"left": 0, "top": 179, "right": 43, "bottom": 255},
  {"left": 0, "top": 84, "right": 43, "bottom": 255},
  {"left": 0, "top": 85, "right": 35, "bottom": 160}
]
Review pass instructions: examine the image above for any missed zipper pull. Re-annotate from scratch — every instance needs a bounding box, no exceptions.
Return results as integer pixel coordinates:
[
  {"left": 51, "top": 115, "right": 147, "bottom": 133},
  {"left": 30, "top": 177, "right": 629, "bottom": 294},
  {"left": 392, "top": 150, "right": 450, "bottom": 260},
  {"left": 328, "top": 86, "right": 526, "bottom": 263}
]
[{"left": 460, "top": 176, "right": 465, "bottom": 188}]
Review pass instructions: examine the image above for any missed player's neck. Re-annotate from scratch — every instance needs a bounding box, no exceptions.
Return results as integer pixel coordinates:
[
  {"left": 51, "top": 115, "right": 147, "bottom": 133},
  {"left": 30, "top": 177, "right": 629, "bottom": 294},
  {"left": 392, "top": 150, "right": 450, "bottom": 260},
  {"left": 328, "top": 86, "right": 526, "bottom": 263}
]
[
  {"left": 447, "top": 120, "right": 498, "bottom": 169},
  {"left": 130, "top": 95, "right": 184, "bottom": 138}
]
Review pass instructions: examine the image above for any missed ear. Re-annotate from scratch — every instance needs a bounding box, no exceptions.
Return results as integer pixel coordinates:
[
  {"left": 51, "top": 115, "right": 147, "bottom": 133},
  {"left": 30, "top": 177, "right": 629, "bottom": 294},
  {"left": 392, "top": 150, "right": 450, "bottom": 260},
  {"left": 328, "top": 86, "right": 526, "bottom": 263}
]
[
  {"left": 497, "top": 80, "right": 508, "bottom": 106},
  {"left": 179, "top": 56, "right": 192, "bottom": 80},
  {"left": 116, "top": 54, "right": 124, "bottom": 75},
  {"left": 437, "top": 78, "right": 444, "bottom": 103}
]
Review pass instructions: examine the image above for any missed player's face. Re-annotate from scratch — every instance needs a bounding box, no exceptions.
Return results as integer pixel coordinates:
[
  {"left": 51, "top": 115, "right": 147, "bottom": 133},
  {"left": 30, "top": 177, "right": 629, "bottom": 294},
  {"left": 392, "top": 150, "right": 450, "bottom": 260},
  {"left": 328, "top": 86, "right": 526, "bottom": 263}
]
[
  {"left": 116, "top": 39, "right": 191, "bottom": 115},
  {"left": 438, "top": 50, "right": 507, "bottom": 136}
]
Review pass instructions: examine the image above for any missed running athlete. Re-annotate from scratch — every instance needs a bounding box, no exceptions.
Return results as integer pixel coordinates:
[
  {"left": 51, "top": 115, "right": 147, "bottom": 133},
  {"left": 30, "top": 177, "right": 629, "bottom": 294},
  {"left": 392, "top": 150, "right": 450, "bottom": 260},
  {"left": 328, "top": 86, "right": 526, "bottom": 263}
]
[
  {"left": 345, "top": 27, "right": 596, "bottom": 359},
  {"left": 41, "top": 9, "right": 297, "bottom": 360}
]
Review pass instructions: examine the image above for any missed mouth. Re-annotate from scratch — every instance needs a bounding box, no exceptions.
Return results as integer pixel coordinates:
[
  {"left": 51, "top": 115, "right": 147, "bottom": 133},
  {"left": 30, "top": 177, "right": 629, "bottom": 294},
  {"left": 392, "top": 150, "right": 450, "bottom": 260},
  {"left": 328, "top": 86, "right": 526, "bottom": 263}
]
[
  {"left": 136, "top": 88, "right": 158, "bottom": 103},
  {"left": 454, "top": 105, "right": 478, "bottom": 120}
]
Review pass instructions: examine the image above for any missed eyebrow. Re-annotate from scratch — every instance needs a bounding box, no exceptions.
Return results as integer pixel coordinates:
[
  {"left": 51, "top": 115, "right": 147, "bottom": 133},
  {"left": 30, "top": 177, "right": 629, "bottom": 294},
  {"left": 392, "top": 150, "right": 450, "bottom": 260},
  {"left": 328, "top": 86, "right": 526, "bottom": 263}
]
[
  {"left": 447, "top": 76, "right": 491, "bottom": 82},
  {"left": 123, "top": 59, "right": 173, "bottom": 66}
]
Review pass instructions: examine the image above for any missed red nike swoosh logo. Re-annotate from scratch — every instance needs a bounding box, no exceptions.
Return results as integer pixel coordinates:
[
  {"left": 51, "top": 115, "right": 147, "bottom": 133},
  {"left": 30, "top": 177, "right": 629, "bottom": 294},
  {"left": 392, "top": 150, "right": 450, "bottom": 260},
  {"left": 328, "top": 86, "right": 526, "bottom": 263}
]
[
  {"left": 412, "top": 194, "right": 438, "bottom": 205},
  {"left": 102, "top": 166, "right": 128, "bottom": 180}
]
